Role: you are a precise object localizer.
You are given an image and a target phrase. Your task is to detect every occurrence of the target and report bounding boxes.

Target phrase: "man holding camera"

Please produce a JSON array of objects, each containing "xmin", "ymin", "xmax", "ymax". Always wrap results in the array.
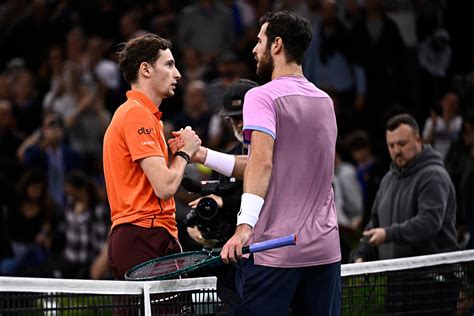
[{"xmin": 185, "ymin": 79, "xmax": 259, "ymax": 248}]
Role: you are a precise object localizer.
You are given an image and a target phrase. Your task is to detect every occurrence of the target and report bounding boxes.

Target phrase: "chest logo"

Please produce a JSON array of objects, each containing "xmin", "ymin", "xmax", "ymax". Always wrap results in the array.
[{"xmin": 138, "ymin": 127, "xmax": 153, "ymax": 135}]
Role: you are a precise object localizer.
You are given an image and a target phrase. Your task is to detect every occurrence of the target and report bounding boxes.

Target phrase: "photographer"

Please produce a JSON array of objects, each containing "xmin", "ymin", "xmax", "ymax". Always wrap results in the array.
[{"xmin": 184, "ymin": 79, "xmax": 259, "ymax": 248}]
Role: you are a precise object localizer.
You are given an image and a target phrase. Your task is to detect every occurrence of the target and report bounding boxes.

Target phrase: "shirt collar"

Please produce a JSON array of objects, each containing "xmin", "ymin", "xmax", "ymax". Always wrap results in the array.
[{"xmin": 126, "ymin": 90, "xmax": 162, "ymax": 120}]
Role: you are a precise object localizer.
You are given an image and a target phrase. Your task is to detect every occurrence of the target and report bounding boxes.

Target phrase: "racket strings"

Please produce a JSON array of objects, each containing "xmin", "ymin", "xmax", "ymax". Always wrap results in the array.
[{"xmin": 128, "ymin": 253, "xmax": 211, "ymax": 278}]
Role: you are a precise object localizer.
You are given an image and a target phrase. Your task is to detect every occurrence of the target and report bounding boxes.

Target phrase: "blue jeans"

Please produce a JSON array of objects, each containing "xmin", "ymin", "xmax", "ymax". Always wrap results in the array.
[{"xmin": 231, "ymin": 255, "xmax": 341, "ymax": 316}]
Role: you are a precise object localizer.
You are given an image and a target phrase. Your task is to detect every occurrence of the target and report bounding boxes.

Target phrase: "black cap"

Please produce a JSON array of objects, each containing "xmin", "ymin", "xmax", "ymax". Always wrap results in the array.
[{"xmin": 220, "ymin": 79, "xmax": 259, "ymax": 117}]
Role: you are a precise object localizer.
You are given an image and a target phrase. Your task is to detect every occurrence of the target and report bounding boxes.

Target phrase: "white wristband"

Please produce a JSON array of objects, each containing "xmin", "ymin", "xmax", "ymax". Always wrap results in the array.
[
  {"xmin": 237, "ymin": 193, "xmax": 264, "ymax": 228},
  {"xmin": 203, "ymin": 149, "xmax": 235, "ymax": 177}
]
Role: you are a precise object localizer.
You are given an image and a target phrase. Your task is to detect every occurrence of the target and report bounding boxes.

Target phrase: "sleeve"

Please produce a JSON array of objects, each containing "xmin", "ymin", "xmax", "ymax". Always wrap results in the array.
[
  {"xmin": 384, "ymin": 172, "xmax": 450, "ymax": 243},
  {"xmin": 332, "ymin": 177, "xmax": 349, "ymax": 226},
  {"xmin": 422, "ymin": 118, "xmax": 432, "ymax": 140},
  {"xmin": 242, "ymin": 88, "xmax": 277, "ymax": 145},
  {"xmin": 340, "ymin": 167, "xmax": 364, "ymax": 219},
  {"xmin": 122, "ymin": 107, "xmax": 164, "ymax": 162}
]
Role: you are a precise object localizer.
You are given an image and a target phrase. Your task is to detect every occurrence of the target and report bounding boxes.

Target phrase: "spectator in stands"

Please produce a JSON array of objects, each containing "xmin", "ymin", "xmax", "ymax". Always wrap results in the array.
[
  {"xmin": 345, "ymin": 130, "xmax": 387, "ymax": 227},
  {"xmin": 418, "ymin": 27, "xmax": 452, "ymax": 120},
  {"xmin": 178, "ymin": 48, "xmax": 210, "ymax": 87},
  {"xmin": 0, "ymin": 169, "xmax": 55, "ymax": 276},
  {"xmin": 353, "ymin": 114, "xmax": 459, "ymax": 262},
  {"xmin": 349, "ymin": 0, "xmax": 406, "ymax": 140},
  {"xmin": 303, "ymin": 0, "xmax": 366, "ymax": 136},
  {"xmin": 445, "ymin": 109, "xmax": 474, "ymax": 249},
  {"xmin": 51, "ymin": 170, "xmax": 109, "ymax": 279},
  {"xmin": 65, "ymin": 26, "xmax": 87, "ymax": 69},
  {"xmin": 0, "ymin": 100, "xmax": 25, "ymax": 182},
  {"xmin": 64, "ymin": 78, "xmax": 111, "ymax": 175},
  {"xmin": 17, "ymin": 113, "xmax": 82, "ymax": 208},
  {"xmin": 42, "ymin": 62, "xmax": 80, "ymax": 120},
  {"xmin": 333, "ymin": 140, "xmax": 363, "ymax": 263},
  {"xmin": 119, "ymin": 10, "xmax": 147, "ymax": 41},
  {"xmin": 166, "ymin": 80, "xmax": 212, "ymax": 147},
  {"xmin": 177, "ymin": 0, "xmax": 235, "ymax": 64},
  {"xmin": 10, "ymin": 68, "xmax": 42, "ymax": 135},
  {"xmin": 0, "ymin": 73, "xmax": 11, "ymax": 100},
  {"xmin": 82, "ymin": 35, "xmax": 121, "ymax": 95},
  {"xmin": 206, "ymin": 53, "xmax": 242, "ymax": 150},
  {"xmin": 422, "ymin": 91, "xmax": 462, "ymax": 159},
  {"xmin": 37, "ymin": 45, "xmax": 66, "ymax": 99}
]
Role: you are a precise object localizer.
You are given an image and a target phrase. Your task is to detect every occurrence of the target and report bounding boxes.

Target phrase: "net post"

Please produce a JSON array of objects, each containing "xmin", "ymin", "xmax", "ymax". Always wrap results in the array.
[{"xmin": 143, "ymin": 282, "xmax": 152, "ymax": 316}]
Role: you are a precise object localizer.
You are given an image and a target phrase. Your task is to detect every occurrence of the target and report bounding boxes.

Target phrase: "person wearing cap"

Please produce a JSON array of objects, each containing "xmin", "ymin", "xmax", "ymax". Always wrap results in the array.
[
  {"xmin": 170, "ymin": 11, "xmax": 340, "ymax": 315},
  {"xmin": 185, "ymin": 79, "xmax": 259, "ymax": 247}
]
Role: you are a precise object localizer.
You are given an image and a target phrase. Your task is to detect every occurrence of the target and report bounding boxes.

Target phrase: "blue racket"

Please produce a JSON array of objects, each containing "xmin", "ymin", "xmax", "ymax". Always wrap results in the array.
[{"xmin": 125, "ymin": 233, "xmax": 297, "ymax": 281}]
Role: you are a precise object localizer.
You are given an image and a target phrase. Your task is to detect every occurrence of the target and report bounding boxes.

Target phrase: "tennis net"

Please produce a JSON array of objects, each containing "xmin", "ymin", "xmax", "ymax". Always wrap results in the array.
[{"xmin": 1, "ymin": 250, "xmax": 474, "ymax": 315}]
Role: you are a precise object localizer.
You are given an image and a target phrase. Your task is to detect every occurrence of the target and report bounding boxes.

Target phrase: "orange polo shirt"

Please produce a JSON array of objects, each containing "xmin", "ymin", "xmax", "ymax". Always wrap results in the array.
[{"xmin": 103, "ymin": 90, "xmax": 177, "ymax": 238}]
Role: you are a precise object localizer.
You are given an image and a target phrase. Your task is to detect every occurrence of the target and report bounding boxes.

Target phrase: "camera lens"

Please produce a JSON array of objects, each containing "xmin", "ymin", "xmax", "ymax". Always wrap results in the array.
[{"xmin": 196, "ymin": 197, "xmax": 219, "ymax": 220}]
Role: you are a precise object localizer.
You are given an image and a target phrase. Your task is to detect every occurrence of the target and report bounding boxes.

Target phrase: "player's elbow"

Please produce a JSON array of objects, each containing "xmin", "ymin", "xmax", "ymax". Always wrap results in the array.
[
  {"xmin": 154, "ymin": 189, "xmax": 174, "ymax": 201},
  {"xmin": 260, "ymin": 160, "xmax": 273, "ymax": 173},
  {"xmin": 151, "ymin": 183, "xmax": 176, "ymax": 200}
]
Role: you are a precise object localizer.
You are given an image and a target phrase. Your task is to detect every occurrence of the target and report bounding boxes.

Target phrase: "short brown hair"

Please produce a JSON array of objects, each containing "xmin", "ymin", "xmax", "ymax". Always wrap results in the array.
[
  {"xmin": 386, "ymin": 113, "xmax": 420, "ymax": 135},
  {"xmin": 118, "ymin": 34, "xmax": 172, "ymax": 85}
]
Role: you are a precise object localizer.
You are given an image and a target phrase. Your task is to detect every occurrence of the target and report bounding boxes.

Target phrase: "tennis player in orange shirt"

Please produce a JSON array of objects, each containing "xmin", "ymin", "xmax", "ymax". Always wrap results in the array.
[{"xmin": 103, "ymin": 34, "xmax": 201, "ymax": 279}]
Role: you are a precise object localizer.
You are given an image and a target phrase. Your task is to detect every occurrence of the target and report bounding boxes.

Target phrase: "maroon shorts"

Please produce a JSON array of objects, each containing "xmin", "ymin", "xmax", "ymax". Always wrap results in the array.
[{"xmin": 108, "ymin": 224, "xmax": 181, "ymax": 280}]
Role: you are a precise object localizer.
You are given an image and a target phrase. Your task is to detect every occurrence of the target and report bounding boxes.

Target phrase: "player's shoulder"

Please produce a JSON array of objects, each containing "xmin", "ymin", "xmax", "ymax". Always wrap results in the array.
[
  {"xmin": 252, "ymin": 77, "xmax": 331, "ymax": 100},
  {"xmin": 244, "ymin": 84, "xmax": 271, "ymax": 100},
  {"xmin": 121, "ymin": 100, "xmax": 152, "ymax": 116}
]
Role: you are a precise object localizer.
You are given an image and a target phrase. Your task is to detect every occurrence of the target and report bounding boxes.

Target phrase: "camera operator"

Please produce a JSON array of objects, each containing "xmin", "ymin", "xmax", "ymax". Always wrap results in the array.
[{"xmin": 184, "ymin": 79, "xmax": 259, "ymax": 248}]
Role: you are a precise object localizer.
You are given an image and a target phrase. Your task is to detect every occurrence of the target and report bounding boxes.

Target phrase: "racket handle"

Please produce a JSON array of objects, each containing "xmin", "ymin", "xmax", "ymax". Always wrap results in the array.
[{"xmin": 243, "ymin": 233, "xmax": 297, "ymax": 254}]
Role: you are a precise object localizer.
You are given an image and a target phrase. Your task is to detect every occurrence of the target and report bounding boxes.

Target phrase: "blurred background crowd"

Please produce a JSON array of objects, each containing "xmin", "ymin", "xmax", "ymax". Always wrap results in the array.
[{"xmin": 1, "ymin": 0, "xmax": 474, "ymax": 279}]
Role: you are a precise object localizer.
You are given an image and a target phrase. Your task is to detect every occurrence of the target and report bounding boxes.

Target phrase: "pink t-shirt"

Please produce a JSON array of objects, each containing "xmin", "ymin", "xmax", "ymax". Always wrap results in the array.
[{"xmin": 243, "ymin": 75, "xmax": 341, "ymax": 267}]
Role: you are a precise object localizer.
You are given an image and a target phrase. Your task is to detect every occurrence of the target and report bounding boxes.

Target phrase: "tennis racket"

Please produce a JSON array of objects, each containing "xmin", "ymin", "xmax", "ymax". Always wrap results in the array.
[{"xmin": 125, "ymin": 233, "xmax": 297, "ymax": 281}]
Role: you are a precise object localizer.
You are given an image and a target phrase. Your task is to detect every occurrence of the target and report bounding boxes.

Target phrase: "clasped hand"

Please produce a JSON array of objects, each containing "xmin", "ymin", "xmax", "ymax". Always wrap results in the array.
[{"xmin": 167, "ymin": 126, "xmax": 202, "ymax": 158}]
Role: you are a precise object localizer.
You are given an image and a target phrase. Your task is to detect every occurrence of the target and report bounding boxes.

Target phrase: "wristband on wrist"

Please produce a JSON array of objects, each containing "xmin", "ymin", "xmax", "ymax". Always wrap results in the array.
[
  {"xmin": 203, "ymin": 149, "xmax": 235, "ymax": 177},
  {"xmin": 236, "ymin": 193, "xmax": 264, "ymax": 228},
  {"xmin": 175, "ymin": 151, "xmax": 191, "ymax": 164}
]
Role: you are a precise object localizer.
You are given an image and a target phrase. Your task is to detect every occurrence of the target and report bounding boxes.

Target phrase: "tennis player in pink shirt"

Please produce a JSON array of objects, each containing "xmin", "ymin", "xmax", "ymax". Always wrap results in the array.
[{"xmin": 170, "ymin": 10, "xmax": 341, "ymax": 316}]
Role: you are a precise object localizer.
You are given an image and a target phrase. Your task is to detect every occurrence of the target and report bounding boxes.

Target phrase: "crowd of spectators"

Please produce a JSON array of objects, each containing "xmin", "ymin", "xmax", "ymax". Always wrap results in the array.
[{"xmin": 1, "ymin": 0, "xmax": 474, "ymax": 277}]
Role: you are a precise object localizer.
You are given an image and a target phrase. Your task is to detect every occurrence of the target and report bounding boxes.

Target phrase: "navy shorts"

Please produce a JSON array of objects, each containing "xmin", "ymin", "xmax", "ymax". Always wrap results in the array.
[{"xmin": 231, "ymin": 255, "xmax": 341, "ymax": 316}]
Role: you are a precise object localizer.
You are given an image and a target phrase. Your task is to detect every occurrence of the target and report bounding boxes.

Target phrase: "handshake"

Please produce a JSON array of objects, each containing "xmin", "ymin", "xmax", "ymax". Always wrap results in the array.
[{"xmin": 167, "ymin": 126, "xmax": 206, "ymax": 163}]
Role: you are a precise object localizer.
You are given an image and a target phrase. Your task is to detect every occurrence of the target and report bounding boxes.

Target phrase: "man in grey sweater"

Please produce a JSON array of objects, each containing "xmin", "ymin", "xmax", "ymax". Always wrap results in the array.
[{"xmin": 354, "ymin": 113, "xmax": 459, "ymax": 262}]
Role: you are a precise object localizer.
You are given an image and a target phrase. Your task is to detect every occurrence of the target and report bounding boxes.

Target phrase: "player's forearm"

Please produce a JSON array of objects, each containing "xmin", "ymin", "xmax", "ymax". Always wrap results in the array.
[
  {"xmin": 243, "ymin": 156, "xmax": 272, "ymax": 198},
  {"xmin": 159, "ymin": 156, "xmax": 189, "ymax": 199},
  {"xmin": 197, "ymin": 147, "xmax": 247, "ymax": 179},
  {"xmin": 232, "ymin": 156, "xmax": 247, "ymax": 179},
  {"xmin": 141, "ymin": 155, "xmax": 188, "ymax": 200}
]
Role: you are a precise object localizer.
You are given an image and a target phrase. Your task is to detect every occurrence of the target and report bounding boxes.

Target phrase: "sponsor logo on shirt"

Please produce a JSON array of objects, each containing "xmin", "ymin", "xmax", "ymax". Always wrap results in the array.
[
  {"xmin": 138, "ymin": 127, "xmax": 153, "ymax": 135},
  {"xmin": 141, "ymin": 141, "xmax": 155, "ymax": 145}
]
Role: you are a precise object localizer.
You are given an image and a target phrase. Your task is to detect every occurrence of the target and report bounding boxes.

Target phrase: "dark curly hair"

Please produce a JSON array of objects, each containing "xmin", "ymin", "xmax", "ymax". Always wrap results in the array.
[
  {"xmin": 259, "ymin": 11, "xmax": 312, "ymax": 65},
  {"xmin": 118, "ymin": 33, "xmax": 172, "ymax": 85}
]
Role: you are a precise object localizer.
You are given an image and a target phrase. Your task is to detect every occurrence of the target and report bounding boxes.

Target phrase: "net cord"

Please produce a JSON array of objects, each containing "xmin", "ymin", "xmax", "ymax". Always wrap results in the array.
[
  {"xmin": 0, "ymin": 276, "xmax": 217, "ymax": 294},
  {"xmin": 2, "ymin": 250, "xmax": 474, "ymax": 293},
  {"xmin": 342, "ymin": 249, "xmax": 474, "ymax": 276}
]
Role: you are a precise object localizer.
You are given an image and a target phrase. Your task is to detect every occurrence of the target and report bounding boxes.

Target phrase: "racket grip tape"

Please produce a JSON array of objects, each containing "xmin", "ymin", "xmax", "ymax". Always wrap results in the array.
[{"xmin": 243, "ymin": 233, "xmax": 297, "ymax": 254}]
